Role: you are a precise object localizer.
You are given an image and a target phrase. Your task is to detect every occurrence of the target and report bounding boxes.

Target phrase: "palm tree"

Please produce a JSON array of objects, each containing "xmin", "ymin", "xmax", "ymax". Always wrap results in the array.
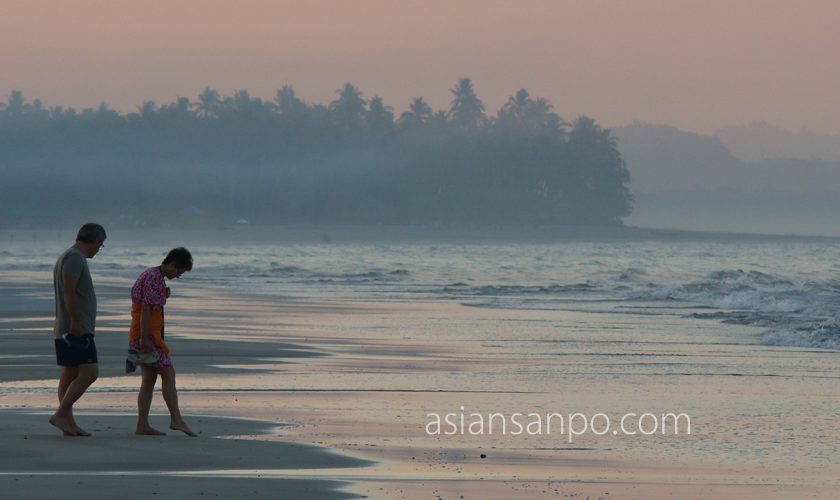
[
  {"xmin": 329, "ymin": 83, "xmax": 366, "ymax": 133},
  {"xmin": 398, "ymin": 97, "xmax": 433, "ymax": 129},
  {"xmin": 497, "ymin": 89, "xmax": 566, "ymax": 134},
  {"xmin": 366, "ymin": 96, "xmax": 394, "ymax": 135},
  {"xmin": 220, "ymin": 90, "xmax": 272, "ymax": 121},
  {"xmin": 78, "ymin": 103, "xmax": 121, "ymax": 129},
  {"xmin": 194, "ymin": 87, "xmax": 221, "ymax": 119},
  {"xmin": 566, "ymin": 115, "xmax": 633, "ymax": 219},
  {"xmin": 529, "ymin": 97, "xmax": 565, "ymax": 133},
  {"xmin": 3, "ymin": 90, "xmax": 29, "ymax": 116},
  {"xmin": 448, "ymin": 78, "xmax": 487, "ymax": 131},
  {"xmin": 138, "ymin": 100, "xmax": 158, "ymax": 120},
  {"xmin": 498, "ymin": 89, "xmax": 534, "ymax": 125},
  {"xmin": 274, "ymin": 85, "xmax": 307, "ymax": 117},
  {"xmin": 49, "ymin": 106, "xmax": 77, "ymax": 121},
  {"xmin": 160, "ymin": 97, "xmax": 194, "ymax": 123}
]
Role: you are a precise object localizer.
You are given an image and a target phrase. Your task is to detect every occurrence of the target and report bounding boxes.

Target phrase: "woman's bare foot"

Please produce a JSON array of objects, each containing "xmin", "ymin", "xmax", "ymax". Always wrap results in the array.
[
  {"xmin": 50, "ymin": 414, "xmax": 80, "ymax": 436},
  {"xmin": 135, "ymin": 425, "xmax": 166, "ymax": 436},
  {"xmin": 170, "ymin": 421, "xmax": 197, "ymax": 437}
]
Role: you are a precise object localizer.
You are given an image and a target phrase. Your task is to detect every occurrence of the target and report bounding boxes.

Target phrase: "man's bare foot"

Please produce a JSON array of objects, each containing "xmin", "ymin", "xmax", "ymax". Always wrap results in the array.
[
  {"xmin": 50, "ymin": 414, "xmax": 79, "ymax": 436},
  {"xmin": 71, "ymin": 424, "xmax": 92, "ymax": 437},
  {"xmin": 63, "ymin": 410, "xmax": 75, "ymax": 436},
  {"xmin": 135, "ymin": 425, "xmax": 166, "ymax": 436},
  {"xmin": 170, "ymin": 422, "xmax": 197, "ymax": 437}
]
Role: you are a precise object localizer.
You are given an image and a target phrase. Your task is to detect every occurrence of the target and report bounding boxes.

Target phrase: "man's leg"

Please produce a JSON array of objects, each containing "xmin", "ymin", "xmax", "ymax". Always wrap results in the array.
[
  {"xmin": 56, "ymin": 366, "xmax": 79, "ymax": 436},
  {"xmin": 159, "ymin": 366, "xmax": 197, "ymax": 437},
  {"xmin": 57, "ymin": 366, "xmax": 78, "ymax": 402},
  {"xmin": 136, "ymin": 365, "xmax": 165, "ymax": 435},
  {"xmin": 50, "ymin": 363, "xmax": 98, "ymax": 436}
]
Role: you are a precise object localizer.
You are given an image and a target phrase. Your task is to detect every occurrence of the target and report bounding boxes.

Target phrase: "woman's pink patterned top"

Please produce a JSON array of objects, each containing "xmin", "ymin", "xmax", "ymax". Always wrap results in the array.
[{"xmin": 131, "ymin": 267, "xmax": 167, "ymax": 309}]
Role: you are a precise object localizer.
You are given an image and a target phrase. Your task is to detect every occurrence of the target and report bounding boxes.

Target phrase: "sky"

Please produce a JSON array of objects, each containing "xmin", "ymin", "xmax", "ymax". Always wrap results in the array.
[{"xmin": 2, "ymin": 0, "xmax": 839, "ymax": 136}]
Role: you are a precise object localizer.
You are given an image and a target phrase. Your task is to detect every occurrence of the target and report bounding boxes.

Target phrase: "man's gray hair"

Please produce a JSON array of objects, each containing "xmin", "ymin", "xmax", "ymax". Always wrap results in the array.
[{"xmin": 76, "ymin": 223, "xmax": 107, "ymax": 244}]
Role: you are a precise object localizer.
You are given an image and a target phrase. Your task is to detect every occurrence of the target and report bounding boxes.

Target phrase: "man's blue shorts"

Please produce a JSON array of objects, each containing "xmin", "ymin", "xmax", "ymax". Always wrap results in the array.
[{"xmin": 54, "ymin": 334, "xmax": 98, "ymax": 366}]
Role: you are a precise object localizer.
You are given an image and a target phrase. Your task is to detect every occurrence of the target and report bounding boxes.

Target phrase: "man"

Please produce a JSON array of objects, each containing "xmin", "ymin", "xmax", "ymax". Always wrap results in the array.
[{"xmin": 50, "ymin": 223, "xmax": 106, "ymax": 436}]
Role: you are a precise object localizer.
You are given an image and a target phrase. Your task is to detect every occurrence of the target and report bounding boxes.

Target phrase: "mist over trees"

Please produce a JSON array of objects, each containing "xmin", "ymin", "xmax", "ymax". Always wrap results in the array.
[
  {"xmin": 0, "ymin": 80, "xmax": 633, "ymax": 227},
  {"xmin": 613, "ymin": 122, "xmax": 840, "ymax": 235},
  {"xmin": 716, "ymin": 123, "xmax": 840, "ymax": 163}
]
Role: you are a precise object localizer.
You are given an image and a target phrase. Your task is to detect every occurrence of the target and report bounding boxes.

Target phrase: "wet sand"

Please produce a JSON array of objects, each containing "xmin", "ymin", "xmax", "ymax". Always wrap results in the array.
[{"xmin": 1, "ymin": 270, "xmax": 839, "ymax": 499}]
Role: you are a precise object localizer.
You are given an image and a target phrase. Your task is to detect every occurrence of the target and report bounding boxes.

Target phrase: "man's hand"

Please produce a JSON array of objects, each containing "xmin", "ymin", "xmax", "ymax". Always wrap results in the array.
[{"xmin": 68, "ymin": 322, "xmax": 83, "ymax": 337}]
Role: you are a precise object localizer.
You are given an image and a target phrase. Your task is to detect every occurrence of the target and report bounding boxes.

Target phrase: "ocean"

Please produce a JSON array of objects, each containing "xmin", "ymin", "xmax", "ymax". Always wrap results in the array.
[{"xmin": 5, "ymin": 228, "xmax": 839, "ymax": 350}]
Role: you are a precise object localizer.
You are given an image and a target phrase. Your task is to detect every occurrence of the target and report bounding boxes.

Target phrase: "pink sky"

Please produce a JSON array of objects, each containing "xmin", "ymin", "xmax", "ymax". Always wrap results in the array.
[{"xmin": 2, "ymin": 0, "xmax": 838, "ymax": 135}]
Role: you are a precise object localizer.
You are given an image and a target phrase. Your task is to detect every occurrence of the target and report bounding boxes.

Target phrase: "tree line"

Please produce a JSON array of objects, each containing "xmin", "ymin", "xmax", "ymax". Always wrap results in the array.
[{"xmin": 0, "ymin": 79, "xmax": 632, "ymax": 227}]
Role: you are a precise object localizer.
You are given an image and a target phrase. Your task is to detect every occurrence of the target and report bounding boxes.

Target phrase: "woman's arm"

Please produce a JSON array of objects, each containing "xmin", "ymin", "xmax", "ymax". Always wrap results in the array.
[{"xmin": 139, "ymin": 303, "xmax": 152, "ymax": 349}]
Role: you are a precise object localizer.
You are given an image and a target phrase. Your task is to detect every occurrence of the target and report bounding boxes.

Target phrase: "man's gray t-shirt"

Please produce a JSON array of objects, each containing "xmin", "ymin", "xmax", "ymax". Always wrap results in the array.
[{"xmin": 53, "ymin": 247, "xmax": 97, "ymax": 338}]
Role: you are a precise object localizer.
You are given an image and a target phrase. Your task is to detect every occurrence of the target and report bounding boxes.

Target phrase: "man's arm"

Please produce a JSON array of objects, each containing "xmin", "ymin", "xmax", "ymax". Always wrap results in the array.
[{"xmin": 62, "ymin": 274, "xmax": 81, "ymax": 336}]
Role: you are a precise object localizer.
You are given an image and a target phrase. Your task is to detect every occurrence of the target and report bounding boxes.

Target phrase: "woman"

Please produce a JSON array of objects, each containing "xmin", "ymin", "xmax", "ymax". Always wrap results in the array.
[{"xmin": 129, "ymin": 247, "xmax": 197, "ymax": 437}]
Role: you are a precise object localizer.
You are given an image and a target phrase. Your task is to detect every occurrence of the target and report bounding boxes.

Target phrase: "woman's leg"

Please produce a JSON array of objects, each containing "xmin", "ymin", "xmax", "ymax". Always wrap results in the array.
[
  {"xmin": 135, "ymin": 365, "xmax": 165, "ymax": 435},
  {"xmin": 158, "ymin": 365, "xmax": 197, "ymax": 437}
]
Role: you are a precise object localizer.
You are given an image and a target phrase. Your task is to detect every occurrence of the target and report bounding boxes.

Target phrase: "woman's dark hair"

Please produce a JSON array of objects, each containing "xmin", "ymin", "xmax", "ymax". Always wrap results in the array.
[
  {"xmin": 76, "ymin": 223, "xmax": 106, "ymax": 244},
  {"xmin": 162, "ymin": 247, "xmax": 193, "ymax": 271}
]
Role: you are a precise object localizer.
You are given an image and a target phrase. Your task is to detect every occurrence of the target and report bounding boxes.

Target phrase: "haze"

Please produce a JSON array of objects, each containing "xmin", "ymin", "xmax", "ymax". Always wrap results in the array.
[{"xmin": 2, "ymin": 0, "xmax": 839, "ymax": 136}]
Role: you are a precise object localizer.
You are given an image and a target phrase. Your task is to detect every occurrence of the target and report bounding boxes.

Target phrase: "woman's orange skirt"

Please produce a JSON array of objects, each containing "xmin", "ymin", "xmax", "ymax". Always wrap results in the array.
[{"xmin": 129, "ymin": 303, "xmax": 170, "ymax": 355}]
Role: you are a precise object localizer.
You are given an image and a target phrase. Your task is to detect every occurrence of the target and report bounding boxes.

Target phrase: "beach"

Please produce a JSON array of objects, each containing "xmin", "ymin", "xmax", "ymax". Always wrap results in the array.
[{"xmin": 1, "ymin": 228, "xmax": 839, "ymax": 499}]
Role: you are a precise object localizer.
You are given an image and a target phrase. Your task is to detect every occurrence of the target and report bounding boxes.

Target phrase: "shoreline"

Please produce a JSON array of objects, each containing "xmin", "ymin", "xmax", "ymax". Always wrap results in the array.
[{"xmin": 3, "ymin": 223, "xmax": 839, "ymax": 246}]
